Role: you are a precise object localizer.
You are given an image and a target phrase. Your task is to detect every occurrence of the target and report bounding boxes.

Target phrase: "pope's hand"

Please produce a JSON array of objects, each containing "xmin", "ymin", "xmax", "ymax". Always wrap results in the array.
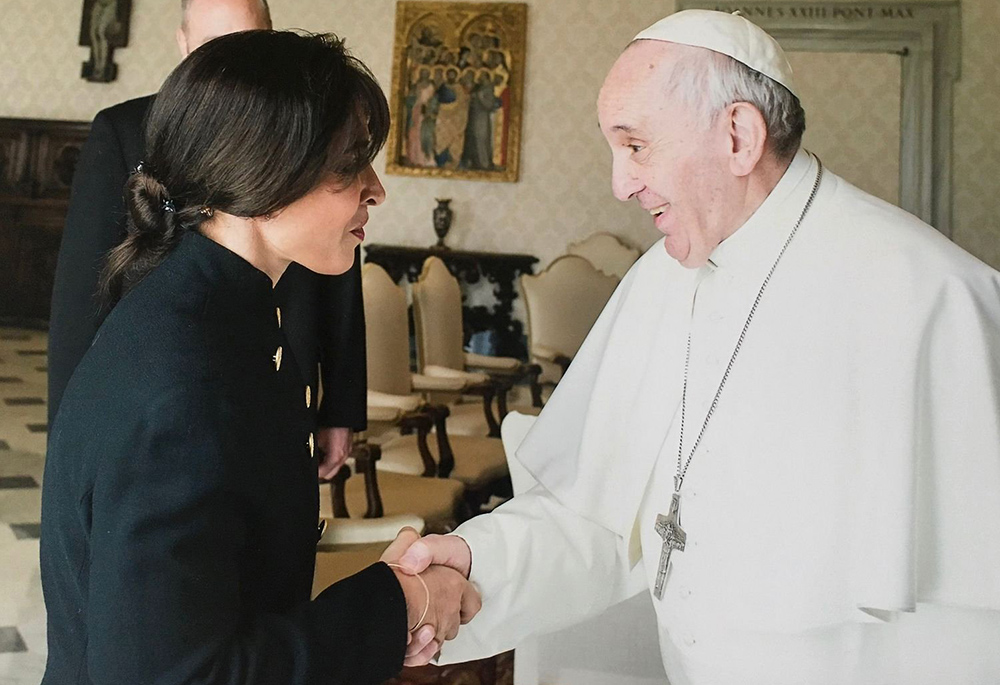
[
  {"xmin": 316, "ymin": 427, "xmax": 352, "ymax": 479},
  {"xmin": 397, "ymin": 533, "xmax": 473, "ymax": 579},
  {"xmin": 381, "ymin": 529, "xmax": 481, "ymax": 666}
]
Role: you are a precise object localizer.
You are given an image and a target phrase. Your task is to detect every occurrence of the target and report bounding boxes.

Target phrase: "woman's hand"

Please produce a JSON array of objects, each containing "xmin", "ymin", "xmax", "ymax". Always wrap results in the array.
[{"xmin": 382, "ymin": 528, "xmax": 482, "ymax": 665}]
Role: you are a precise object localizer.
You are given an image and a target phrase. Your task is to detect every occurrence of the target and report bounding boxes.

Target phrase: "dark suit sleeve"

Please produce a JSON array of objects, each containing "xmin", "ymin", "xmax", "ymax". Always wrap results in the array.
[
  {"xmin": 316, "ymin": 247, "xmax": 368, "ymax": 431},
  {"xmin": 47, "ymin": 109, "xmax": 132, "ymax": 426},
  {"xmin": 86, "ymin": 383, "xmax": 407, "ymax": 685}
]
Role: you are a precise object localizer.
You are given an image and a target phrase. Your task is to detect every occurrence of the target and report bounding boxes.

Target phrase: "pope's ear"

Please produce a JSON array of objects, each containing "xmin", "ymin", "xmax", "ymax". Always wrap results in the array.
[{"xmin": 725, "ymin": 102, "xmax": 768, "ymax": 177}]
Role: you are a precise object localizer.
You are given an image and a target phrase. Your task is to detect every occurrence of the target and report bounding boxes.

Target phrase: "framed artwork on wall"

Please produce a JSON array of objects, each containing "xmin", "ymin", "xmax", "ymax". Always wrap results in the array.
[
  {"xmin": 79, "ymin": 0, "xmax": 133, "ymax": 83},
  {"xmin": 385, "ymin": 1, "xmax": 527, "ymax": 183}
]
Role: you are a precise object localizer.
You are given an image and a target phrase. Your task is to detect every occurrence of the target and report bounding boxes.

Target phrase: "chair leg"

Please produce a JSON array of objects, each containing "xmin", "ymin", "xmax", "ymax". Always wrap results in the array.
[
  {"xmin": 496, "ymin": 381, "xmax": 509, "ymax": 423},
  {"xmin": 526, "ymin": 363, "xmax": 545, "ymax": 408},
  {"xmin": 354, "ymin": 443, "xmax": 385, "ymax": 519},
  {"xmin": 328, "ymin": 465, "xmax": 351, "ymax": 519},
  {"xmin": 480, "ymin": 384, "xmax": 501, "ymax": 437},
  {"xmin": 427, "ymin": 405, "xmax": 456, "ymax": 479}
]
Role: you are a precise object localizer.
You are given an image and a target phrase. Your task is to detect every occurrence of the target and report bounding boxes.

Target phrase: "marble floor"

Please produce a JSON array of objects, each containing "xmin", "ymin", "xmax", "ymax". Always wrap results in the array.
[{"xmin": 0, "ymin": 327, "xmax": 49, "ymax": 685}]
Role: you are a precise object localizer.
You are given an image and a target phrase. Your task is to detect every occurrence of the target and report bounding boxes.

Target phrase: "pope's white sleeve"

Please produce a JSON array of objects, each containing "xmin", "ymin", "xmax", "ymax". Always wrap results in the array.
[{"xmin": 436, "ymin": 484, "xmax": 642, "ymax": 664}]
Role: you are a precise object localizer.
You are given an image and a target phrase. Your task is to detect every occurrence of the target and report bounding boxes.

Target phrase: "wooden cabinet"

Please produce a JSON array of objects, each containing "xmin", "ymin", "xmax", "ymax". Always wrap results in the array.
[{"xmin": 0, "ymin": 118, "xmax": 89, "ymax": 326}]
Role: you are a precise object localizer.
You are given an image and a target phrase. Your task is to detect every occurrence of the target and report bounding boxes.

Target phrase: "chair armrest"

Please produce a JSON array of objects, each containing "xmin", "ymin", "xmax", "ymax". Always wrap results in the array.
[
  {"xmin": 411, "ymin": 373, "xmax": 467, "ymax": 392},
  {"xmin": 532, "ymin": 345, "xmax": 572, "ymax": 378},
  {"xmin": 464, "ymin": 351, "xmax": 521, "ymax": 372},
  {"xmin": 368, "ymin": 390, "xmax": 424, "ymax": 412},
  {"xmin": 367, "ymin": 405, "xmax": 404, "ymax": 424},
  {"xmin": 531, "ymin": 344, "xmax": 564, "ymax": 362},
  {"xmin": 423, "ymin": 364, "xmax": 491, "ymax": 385}
]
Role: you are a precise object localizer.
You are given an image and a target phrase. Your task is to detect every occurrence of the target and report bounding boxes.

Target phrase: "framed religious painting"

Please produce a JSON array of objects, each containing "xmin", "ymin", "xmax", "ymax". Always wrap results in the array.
[{"xmin": 386, "ymin": 1, "xmax": 527, "ymax": 183}]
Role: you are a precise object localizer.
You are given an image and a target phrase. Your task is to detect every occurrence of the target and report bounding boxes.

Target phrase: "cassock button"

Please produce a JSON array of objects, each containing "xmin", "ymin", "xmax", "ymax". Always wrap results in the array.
[
  {"xmin": 273, "ymin": 346, "xmax": 283, "ymax": 371},
  {"xmin": 308, "ymin": 433, "xmax": 315, "ymax": 458},
  {"xmin": 680, "ymin": 587, "xmax": 692, "ymax": 599},
  {"xmin": 276, "ymin": 307, "xmax": 282, "ymax": 328},
  {"xmin": 684, "ymin": 634, "xmax": 696, "ymax": 647},
  {"xmin": 305, "ymin": 385, "xmax": 312, "ymax": 409}
]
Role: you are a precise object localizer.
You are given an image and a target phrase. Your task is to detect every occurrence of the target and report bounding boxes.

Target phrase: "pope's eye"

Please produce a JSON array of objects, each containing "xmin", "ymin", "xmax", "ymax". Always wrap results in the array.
[{"xmin": 628, "ymin": 144, "xmax": 644, "ymax": 154}]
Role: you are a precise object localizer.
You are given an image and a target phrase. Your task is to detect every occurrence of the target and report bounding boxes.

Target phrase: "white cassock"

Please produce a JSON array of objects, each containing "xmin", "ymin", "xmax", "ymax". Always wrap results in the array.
[{"xmin": 438, "ymin": 150, "xmax": 1000, "ymax": 684}]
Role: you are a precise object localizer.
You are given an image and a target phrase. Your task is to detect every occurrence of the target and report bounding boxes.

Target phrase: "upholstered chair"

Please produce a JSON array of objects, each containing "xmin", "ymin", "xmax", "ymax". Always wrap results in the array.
[
  {"xmin": 567, "ymin": 232, "xmax": 640, "ymax": 279},
  {"xmin": 312, "ymin": 443, "xmax": 428, "ymax": 595},
  {"xmin": 520, "ymin": 255, "xmax": 619, "ymax": 386},
  {"xmin": 411, "ymin": 256, "xmax": 542, "ymax": 435},
  {"xmin": 362, "ymin": 263, "xmax": 511, "ymax": 512}
]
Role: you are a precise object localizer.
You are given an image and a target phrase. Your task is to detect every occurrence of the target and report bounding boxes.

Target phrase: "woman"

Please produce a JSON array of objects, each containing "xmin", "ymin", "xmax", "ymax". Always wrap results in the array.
[{"xmin": 40, "ymin": 31, "xmax": 475, "ymax": 685}]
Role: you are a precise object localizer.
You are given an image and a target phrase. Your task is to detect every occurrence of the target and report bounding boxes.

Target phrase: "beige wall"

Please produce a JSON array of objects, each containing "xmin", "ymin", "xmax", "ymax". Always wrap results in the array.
[
  {"xmin": 1, "ymin": 0, "xmax": 997, "ymax": 270},
  {"xmin": 787, "ymin": 51, "xmax": 902, "ymax": 207}
]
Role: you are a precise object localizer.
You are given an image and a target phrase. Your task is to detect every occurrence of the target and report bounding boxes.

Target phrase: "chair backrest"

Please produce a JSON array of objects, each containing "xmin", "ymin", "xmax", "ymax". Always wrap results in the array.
[
  {"xmin": 411, "ymin": 256, "xmax": 466, "ymax": 372},
  {"xmin": 361, "ymin": 263, "xmax": 412, "ymax": 396},
  {"xmin": 567, "ymin": 232, "xmax": 640, "ymax": 279},
  {"xmin": 520, "ymin": 255, "xmax": 618, "ymax": 361}
]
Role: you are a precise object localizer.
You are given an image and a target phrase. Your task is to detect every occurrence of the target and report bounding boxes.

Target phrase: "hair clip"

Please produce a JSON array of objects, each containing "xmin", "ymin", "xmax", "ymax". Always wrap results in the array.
[
  {"xmin": 200, "ymin": 206, "xmax": 214, "ymax": 218},
  {"xmin": 162, "ymin": 199, "xmax": 176, "ymax": 213},
  {"xmin": 133, "ymin": 161, "xmax": 145, "ymax": 174}
]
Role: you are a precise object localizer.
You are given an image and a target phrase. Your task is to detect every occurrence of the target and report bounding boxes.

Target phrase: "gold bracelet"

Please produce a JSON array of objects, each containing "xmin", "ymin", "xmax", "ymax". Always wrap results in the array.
[{"xmin": 386, "ymin": 563, "xmax": 430, "ymax": 632}]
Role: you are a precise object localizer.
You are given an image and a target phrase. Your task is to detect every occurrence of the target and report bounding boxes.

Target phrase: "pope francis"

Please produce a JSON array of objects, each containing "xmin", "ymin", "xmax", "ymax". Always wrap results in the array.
[{"xmin": 387, "ymin": 10, "xmax": 1000, "ymax": 684}]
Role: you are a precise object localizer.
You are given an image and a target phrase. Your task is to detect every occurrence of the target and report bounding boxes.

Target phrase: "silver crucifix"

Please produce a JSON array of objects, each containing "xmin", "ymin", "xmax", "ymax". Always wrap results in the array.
[{"xmin": 653, "ymin": 492, "xmax": 686, "ymax": 599}]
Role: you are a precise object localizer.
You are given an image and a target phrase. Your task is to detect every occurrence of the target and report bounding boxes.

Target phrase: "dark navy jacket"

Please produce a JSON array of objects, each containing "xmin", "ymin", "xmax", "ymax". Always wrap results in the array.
[{"xmin": 41, "ymin": 232, "xmax": 404, "ymax": 685}]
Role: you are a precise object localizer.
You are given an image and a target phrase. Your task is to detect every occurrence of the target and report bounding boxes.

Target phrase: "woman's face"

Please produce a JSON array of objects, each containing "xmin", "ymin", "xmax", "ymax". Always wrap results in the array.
[{"xmin": 259, "ymin": 164, "xmax": 385, "ymax": 276}]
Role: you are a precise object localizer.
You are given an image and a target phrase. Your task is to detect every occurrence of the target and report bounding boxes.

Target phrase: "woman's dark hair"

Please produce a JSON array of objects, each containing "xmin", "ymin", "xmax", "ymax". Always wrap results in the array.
[{"xmin": 100, "ymin": 30, "xmax": 390, "ymax": 304}]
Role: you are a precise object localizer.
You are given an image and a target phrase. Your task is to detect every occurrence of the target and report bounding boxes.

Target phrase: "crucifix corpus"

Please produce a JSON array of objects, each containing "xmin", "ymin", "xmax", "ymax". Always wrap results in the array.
[{"xmin": 79, "ymin": 0, "xmax": 133, "ymax": 83}]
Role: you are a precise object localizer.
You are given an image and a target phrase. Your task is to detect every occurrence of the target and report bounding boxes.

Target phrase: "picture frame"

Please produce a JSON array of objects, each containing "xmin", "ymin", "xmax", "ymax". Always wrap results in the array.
[
  {"xmin": 385, "ymin": 1, "xmax": 527, "ymax": 183},
  {"xmin": 79, "ymin": 0, "xmax": 133, "ymax": 83}
]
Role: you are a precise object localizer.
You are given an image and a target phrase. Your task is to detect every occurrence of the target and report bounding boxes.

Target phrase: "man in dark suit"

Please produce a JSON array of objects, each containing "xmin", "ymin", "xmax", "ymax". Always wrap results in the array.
[{"xmin": 48, "ymin": 0, "xmax": 365, "ymax": 477}]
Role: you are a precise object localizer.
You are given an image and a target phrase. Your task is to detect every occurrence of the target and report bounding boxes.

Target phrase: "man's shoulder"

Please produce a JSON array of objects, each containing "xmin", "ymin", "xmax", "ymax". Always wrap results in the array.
[
  {"xmin": 84, "ymin": 94, "xmax": 155, "ymax": 172},
  {"xmin": 825, "ymin": 173, "xmax": 994, "ymax": 278},
  {"xmin": 95, "ymin": 94, "xmax": 155, "ymax": 128}
]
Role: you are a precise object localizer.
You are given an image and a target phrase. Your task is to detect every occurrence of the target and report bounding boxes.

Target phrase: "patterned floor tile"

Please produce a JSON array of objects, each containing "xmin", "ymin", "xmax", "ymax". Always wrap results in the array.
[
  {"xmin": 0, "ymin": 627, "xmax": 27, "ymax": 654},
  {"xmin": 14, "ymin": 351, "xmax": 45, "ymax": 357},
  {"xmin": 23, "ymin": 425, "xmax": 46, "ymax": 435},
  {"xmin": 0, "ymin": 442, "xmax": 8, "ymax": 451},
  {"xmin": 2, "ymin": 399, "xmax": 44, "ymax": 407},
  {"xmin": 0, "ymin": 378, "xmax": 23, "ymax": 384}
]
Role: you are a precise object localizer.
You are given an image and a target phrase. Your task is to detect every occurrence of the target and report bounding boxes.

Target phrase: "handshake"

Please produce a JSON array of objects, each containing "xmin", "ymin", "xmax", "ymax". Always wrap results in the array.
[{"xmin": 380, "ymin": 528, "xmax": 481, "ymax": 666}]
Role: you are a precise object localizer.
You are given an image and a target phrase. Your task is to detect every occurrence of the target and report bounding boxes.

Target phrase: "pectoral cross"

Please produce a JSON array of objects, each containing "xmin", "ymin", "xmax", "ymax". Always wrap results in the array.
[{"xmin": 653, "ymin": 492, "xmax": 686, "ymax": 599}]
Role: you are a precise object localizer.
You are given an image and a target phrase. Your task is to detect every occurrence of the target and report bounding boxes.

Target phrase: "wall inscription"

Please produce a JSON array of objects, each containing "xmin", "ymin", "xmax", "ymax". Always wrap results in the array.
[{"xmin": 708, "ymin": 5, "xmax": 921, "ymax": 20}]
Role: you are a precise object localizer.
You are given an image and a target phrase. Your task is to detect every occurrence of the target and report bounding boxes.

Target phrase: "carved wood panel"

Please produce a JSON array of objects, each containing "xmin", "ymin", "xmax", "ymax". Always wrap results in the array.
[{"xmin": 0, "ymin": 117, "xmax": 90, "ymax": 325}]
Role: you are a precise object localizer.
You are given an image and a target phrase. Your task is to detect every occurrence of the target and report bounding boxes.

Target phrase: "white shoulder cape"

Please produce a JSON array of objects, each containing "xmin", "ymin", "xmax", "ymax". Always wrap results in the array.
[{"xmin": 516, "ymin": 152, "xmax": 1000, "ymax": 617}]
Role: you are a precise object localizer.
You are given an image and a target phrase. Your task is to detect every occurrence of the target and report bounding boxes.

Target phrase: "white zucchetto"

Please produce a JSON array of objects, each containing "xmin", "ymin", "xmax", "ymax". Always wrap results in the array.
[{"xmin": 634, "ymin": 9, "xmax": 799, "ymax": 98}]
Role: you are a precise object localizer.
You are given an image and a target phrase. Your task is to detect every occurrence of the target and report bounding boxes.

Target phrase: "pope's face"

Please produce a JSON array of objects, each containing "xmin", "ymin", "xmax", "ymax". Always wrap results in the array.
[{"xmin": 598, "ymin": 41, "xmax": 739, "ymax": 268}]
